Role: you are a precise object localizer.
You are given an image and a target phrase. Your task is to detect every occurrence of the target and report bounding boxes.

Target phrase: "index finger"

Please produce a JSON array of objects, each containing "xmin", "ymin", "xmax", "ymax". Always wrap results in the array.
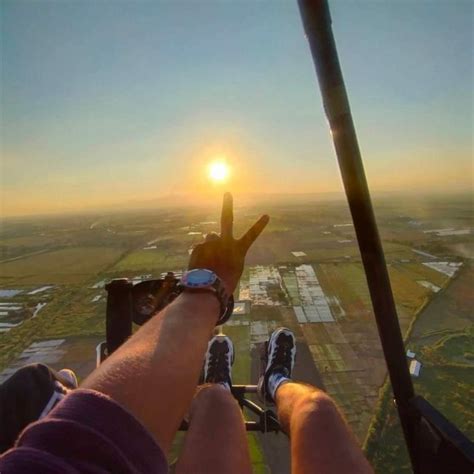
[
  {"xmin": 239, "ymin": 214, "xmax": 269, "ymax": 253},
  {"xmin": 220, "ymin": 192, "xmax": 233, "ymax": 240}
]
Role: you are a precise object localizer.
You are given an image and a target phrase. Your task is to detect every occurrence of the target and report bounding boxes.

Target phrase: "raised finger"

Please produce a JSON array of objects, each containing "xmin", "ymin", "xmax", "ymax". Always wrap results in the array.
[
  {"xmin": 220, "ymin": 192, "xmax": 233, "ymax": 240},
  {"xmin": 239, "ymin": 214, "xmax": 269, "ymax": 252}
]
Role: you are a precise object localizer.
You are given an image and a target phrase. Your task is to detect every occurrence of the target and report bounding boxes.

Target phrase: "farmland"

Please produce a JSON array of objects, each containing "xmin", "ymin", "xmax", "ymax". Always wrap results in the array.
[
  {"xmin": 113, "ymin": 247, "xmax": 188, "ymax": 274},
  {"xmin": 0, "ymin": 194, "xmax": 472, "ymax": 472},
  {"xmin": 0, "ymin": 247, "xmax": 124, "ymax": 285},
  {"xmin": 366, "ymin": 264, "xmax": 474, "ymax": 473}
]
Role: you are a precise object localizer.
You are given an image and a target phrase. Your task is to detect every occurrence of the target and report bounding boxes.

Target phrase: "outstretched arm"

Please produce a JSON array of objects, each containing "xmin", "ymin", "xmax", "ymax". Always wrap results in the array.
[{"xmin": 82, "ymin": 193, "xmax": 269, "ymax": 455}]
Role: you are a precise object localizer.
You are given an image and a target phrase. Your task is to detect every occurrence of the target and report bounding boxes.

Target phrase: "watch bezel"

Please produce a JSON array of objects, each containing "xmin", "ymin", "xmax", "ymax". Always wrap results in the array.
[{"xmin": 181, "ymin": 269, "xmax": 217, "ymax": 288}]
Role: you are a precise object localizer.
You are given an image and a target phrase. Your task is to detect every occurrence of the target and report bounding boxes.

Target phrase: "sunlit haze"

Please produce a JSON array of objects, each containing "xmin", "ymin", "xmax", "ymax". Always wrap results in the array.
[{"xmin": 1, "ymin": 0, "xmax": 472, "ymax": 217}]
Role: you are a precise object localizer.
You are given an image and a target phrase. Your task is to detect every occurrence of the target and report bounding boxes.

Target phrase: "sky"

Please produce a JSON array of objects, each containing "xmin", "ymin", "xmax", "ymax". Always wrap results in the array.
[{"xmin": 1, "ymin": 0, "xmax": 472, "ymax": 216}]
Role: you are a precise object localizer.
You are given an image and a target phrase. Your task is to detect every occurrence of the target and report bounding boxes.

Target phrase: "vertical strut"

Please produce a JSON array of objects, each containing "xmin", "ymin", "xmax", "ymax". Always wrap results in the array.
[{"xmin": 296, "ymin": 1, "xmax": 419, "ymax": 471}]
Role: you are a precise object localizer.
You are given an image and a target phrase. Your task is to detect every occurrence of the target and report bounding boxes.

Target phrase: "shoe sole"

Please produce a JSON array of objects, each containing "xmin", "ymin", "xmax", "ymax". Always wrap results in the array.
[
  {"xmin": 211, "ymin": 335, "xmax": 234, "ymax": 365},
  {"xmin": 203, "ymin": 335, "xmax": 234, "ymax": 384},
  {"xmin": 258, "ymin": 328, "xmax": 296, "ymax": 403}
]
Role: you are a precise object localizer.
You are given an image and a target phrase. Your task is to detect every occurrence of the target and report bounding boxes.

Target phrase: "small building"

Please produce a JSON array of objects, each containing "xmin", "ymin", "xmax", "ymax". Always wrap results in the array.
[
  {"xmin": 291, "ymin": 251, "xmax": 307, "ymax": 257},
  {"xmin": 409, "ymin": 360, "xmax": 422, "ymax": 377},
  {"xmin": 406, "ymin": 349, "xmax": 416, "ymax": 359},
  {"xmin": 232, "ymin": 301, "xmax": 249, "ymax": 315}
]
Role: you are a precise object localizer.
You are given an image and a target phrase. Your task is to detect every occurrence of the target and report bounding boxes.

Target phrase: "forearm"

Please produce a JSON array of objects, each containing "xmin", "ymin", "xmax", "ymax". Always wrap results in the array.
[{"xmin": 82, "ymin": 292, "xmax": 219, "ymax": 454}]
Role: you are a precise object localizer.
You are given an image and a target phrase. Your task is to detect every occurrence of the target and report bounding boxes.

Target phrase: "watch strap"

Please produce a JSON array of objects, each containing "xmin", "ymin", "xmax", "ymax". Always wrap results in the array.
[{"xmin": 178, "ymin": 272, "xmax": 234, "ymax": 325}]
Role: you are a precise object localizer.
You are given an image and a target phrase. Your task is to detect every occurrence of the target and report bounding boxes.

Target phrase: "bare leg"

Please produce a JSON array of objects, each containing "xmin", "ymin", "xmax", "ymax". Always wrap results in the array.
[
  {"xmin": 276, "ymin": 382, "xmax": 373, "ymax": 474},
  {"xmin": 176, "ymin": 384, "xmax": 252, "ymax": 474}
]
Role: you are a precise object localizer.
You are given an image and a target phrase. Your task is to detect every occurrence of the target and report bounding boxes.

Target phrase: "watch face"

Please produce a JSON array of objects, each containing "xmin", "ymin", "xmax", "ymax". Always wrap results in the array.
[{"xmin": 183, "ymin": 269, "xmax": 217, "ymax": 287}]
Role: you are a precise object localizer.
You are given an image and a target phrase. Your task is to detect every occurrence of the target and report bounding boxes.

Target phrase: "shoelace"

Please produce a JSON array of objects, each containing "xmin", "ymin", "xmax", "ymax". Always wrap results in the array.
[
  {"xmin": 270, "ymin": 339, "xmax": 292, "ymax": 373},
  {"xmin": 207, "ymin": 347, "xmax": 230, "ymax": 383}
]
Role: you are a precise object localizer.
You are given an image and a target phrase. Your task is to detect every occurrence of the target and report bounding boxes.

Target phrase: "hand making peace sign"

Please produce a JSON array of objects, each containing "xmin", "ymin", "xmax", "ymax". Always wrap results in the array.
[{"xmin": 188, "ymin": 193, "xmax": 269, "ymax": 294}]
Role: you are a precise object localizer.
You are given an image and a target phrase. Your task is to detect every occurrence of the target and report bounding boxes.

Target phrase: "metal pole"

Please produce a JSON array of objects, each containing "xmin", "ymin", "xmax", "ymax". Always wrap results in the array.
[{"xmin": 296, "ymin": 0, "xmax": 419, "ymax": 471}]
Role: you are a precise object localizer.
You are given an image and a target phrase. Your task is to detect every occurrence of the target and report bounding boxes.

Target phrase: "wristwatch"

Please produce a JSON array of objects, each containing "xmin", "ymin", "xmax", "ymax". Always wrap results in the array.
[{"xmin": 178, "ymin": 269, "xmax": 234, "ymax": 325}]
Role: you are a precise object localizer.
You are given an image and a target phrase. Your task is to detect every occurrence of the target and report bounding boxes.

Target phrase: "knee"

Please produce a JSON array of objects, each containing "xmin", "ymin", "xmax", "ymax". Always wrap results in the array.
[
  {"xmin": 193, "ymin": 384, "xmax": 238, "ymax": 411},
  {"xmin": 294, "ymin": 389, "xmax": 338, "ymax": 421}
]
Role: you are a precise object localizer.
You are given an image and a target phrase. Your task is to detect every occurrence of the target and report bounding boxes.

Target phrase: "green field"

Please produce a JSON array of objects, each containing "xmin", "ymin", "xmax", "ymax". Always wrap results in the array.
[
  {"xmin": 367, "ymin": 352, "xmax": 474, "ymax": 473},
  {"xmin": 224, "ymin": 324, "xmax": 252, "ymax": 384},
  {"xmin": 0, "ymin": 288, "xmax": 77, "ymax": 371},
  {"xmin": 393, "ymin": 262, "xmax": 449, "ymax": 288},
  {"xmin": 316, "ymin": 263, "xmax": 372, "ymax": 314},
  {"xmin": 0, "ymin": 235, "xmax": 54, "ymax": 248},
  {"xmin": 367, "ymin": 265, "xmax": 474, "ymax": 473},
  {"xmin": 43, "ymin": 290, "xmax": 107, "ymax": 339},
  {"xmin": 112, "ymin": 248, "xmax": 188, "ymax": 273},
  {"xmin": 0, "ymin": 247, "xmax": 124, "ymax": 284},
  {"xmin": 436, "ymin": 332, "xmax": 474, "ymax": 364}
]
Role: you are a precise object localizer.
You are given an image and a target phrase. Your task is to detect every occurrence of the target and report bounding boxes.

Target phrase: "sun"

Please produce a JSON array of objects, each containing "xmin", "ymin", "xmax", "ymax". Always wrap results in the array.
[{"xmin": 208, "ymin": 161, "xmax": 230, "ymax": 183}]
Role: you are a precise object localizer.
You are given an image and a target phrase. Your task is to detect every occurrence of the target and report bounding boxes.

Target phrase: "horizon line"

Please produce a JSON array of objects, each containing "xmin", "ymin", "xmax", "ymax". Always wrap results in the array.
[{"xmin": 1, "ymin": 189, "xmax": 472, "ymax": 221}]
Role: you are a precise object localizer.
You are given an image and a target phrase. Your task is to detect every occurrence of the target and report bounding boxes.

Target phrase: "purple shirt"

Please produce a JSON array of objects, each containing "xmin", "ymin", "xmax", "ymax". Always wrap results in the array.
[{"xmin": 0, "ymin": 389, "xmax": 168, "ymax": 473}]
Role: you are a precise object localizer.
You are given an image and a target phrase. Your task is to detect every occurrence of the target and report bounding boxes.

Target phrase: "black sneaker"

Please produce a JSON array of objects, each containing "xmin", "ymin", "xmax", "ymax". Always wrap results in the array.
[
  {"xmin": 0, "ymin": 364, "xmax": 77, "ymax": 453},
  {"xmin": 203, "ymin": 335, "xmax": 234, "ymax": 388},
  {"xmin": 258, "ymin": 328, "xmax": 296, "ymax": 404}
]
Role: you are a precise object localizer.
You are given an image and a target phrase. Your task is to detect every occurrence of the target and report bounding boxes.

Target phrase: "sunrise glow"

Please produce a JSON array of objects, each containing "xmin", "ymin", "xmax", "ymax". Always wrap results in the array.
[{"xmin": 208, "ymin": 161, "xmax": 230, "ymax": 183}]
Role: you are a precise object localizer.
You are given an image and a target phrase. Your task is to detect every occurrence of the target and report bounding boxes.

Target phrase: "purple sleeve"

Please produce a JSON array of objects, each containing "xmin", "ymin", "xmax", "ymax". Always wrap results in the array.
[{"xmin": 0, "ymin": 389, "xmax": 168, "ymax": 473}]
